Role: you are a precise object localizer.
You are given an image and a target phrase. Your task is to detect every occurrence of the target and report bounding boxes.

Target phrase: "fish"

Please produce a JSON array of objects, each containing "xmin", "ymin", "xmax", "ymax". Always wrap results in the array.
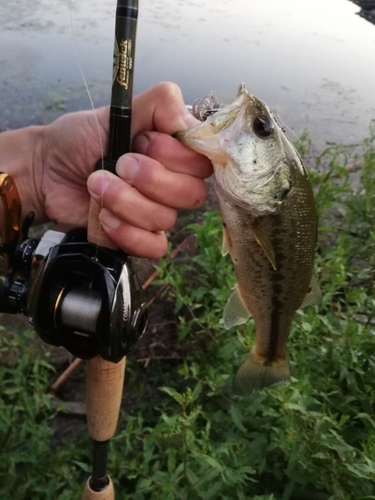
[{"xmin": 176, "ymin": 83, "xmax": 321, "ymax": 395}]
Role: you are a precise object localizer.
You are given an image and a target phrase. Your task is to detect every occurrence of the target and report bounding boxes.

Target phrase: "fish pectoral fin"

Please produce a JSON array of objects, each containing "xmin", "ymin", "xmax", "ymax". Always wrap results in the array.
[
  {"xmin": 222, "ymin": 225, "xmax": 231, "ymax": 257},
  {"xmin": 300, "ymin": 274, "xmax": 322, "ymax": 308},
  {"xmin": 250, "ymin": 219, "xmax": 277, "ymax": 271},
  {"xmin": 223, "ymin": 285, "xmax": 251, "ymax": 329}
]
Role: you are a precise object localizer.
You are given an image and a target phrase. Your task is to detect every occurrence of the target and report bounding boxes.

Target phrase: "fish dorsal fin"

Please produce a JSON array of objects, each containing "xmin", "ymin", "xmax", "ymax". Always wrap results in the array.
[
  {"xmin": 222, "ymin": 224, "xmax": 231, "ymax": 257},
  {"xmin": 250, "ymin": 219, "xmax": 277, "ymax": 271},
  {"xmin": 300, "ymin": 274, "xmax": 322, "ymax": 308},
  {"xmin": 223, "ymin": 284, "xmax": 251, "ymax": 329}
]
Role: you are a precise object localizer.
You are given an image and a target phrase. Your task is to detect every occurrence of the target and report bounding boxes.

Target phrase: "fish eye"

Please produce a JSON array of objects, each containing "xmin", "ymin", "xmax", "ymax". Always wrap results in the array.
[{"xmin": 253, "ymin": 115, "xmax": 273, "ymax": 138}]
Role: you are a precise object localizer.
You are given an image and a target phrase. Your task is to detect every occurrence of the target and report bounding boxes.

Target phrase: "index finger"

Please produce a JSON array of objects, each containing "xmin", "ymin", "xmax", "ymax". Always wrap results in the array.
[{"xmin": 132, "ymin": 131, "xmax": 213, "ymax": 179}]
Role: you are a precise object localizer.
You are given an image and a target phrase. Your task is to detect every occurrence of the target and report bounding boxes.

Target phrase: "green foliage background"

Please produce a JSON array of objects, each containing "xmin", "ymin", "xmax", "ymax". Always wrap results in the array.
[{"xmin": 0, "ymin": 125, "xmax": 374, "ymax": 499}]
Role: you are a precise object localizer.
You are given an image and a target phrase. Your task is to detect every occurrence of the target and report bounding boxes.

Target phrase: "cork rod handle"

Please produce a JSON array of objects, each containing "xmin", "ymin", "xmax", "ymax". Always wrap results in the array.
[
  {"xmin": 81, "ymin": 200, "xmax": 126, "ymax": 500},
  {"xmin": 87, "ymin": 196, "xmax": 126, "ymax": 437},
  {"xmin": 82, "ymin": 477, "xmax": 115, "ymax": 500}
]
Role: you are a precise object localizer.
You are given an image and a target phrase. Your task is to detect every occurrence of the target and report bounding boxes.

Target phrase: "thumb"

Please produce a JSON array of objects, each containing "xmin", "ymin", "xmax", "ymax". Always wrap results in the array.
[{"xmin": 131, "ymin": 82, "xmax": 199, "ymax": 137}]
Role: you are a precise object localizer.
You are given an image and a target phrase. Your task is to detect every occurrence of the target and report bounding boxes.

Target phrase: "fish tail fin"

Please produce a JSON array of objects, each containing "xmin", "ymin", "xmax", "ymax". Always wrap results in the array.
[{"xmin": 234, "ymin": 349, "xmax": 290, "ymax": 395}]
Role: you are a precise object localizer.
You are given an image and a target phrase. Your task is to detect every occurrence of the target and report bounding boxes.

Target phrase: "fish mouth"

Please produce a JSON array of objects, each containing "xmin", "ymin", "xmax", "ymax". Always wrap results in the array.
[
  {"xmin": 176, "ymin": 83, "xmax": 273, "ymax": 169},
  {"xmin": 235, "ymin": 83, "xmax": 268, "ymax": 116},
  {"xmin": 178, "ymin": 83, "xmax": 268, "ymax": 137},
  {"xmin": 176, "ymin": 84, "xmax": 258, "ymax": 161}
]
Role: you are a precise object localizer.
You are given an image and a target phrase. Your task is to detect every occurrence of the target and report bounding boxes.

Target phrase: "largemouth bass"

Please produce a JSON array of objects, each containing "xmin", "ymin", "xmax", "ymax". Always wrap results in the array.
[{"xmin": 177, "ymin": 84, "xmax": 321, "ymax": 394}]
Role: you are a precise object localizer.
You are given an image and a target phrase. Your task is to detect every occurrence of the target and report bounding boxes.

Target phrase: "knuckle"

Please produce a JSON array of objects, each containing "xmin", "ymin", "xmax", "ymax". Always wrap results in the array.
[
  {"xmin": 154, "ymin": 81, "xmax": 183, "ymax": 103},
  {"xmin": 124, "ymin": 229, "xmax": 168, "ymax": 260},
  {"xmin": 155, "ymin": 208, "xmax": 177, "ymax": 231},
  {"xmin": 143, "ymin": 134, "xmax": 164, "ymax": 160},
  {"xmin": 147, "ymin": 170, "xmax": 163, "ymax": 198},
  {"xmin": 133, "ymin": 158, "xmax": 163, "ymax": 196}
]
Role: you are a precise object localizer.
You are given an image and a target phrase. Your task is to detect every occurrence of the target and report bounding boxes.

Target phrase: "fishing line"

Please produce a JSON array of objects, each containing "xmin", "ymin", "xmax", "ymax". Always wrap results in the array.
[
  {"xmin": 69, "ymin": 0, "xmax": 110, "ymax": 262},
  {"xmin": 69, "ymin": 1, "xmax": 105, "ymax": 171},
  {"xmin": 68, "ymin": 0, "xmax": 107, "ymax": 277}
]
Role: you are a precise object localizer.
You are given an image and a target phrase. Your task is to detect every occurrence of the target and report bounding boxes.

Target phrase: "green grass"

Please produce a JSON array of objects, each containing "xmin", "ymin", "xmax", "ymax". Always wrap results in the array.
[{"xmin": 0, "ymin": 123, "xmax": 375, "ymax": 499}]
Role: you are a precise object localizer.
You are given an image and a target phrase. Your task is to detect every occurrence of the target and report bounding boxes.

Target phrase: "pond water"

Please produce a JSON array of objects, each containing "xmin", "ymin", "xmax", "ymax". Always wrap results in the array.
[{"xmin": 1, "ymin": 0, "xmax": 374, "ymax": 152}]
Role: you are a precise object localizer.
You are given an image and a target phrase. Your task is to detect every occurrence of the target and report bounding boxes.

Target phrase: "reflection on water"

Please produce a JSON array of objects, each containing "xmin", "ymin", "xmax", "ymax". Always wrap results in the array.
[{"xmin": 0, "ymin": 0, "xmax": 374, "ymax": 151}]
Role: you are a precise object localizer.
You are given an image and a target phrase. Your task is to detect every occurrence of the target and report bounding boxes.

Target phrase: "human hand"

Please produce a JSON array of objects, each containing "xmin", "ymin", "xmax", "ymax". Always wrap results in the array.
[{"xmin": 32, "ymin": 82, "xmax": 212, "ymax": 258}]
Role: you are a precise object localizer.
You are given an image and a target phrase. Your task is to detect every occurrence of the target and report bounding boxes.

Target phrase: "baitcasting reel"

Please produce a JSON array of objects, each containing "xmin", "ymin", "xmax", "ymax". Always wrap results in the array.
[{"xmin": 0, "ymin": 173, "xmax": 148, "ymax": 362}]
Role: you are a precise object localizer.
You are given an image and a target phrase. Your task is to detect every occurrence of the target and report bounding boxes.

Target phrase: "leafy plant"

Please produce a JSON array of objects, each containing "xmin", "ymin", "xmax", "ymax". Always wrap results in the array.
[
  {"xmin": 0, "ymin": 124, "xmax": 374, "ymax": 499},
  {"xmin": 0, "ymin": 329, "xmax": 90, "ymax": 498}
]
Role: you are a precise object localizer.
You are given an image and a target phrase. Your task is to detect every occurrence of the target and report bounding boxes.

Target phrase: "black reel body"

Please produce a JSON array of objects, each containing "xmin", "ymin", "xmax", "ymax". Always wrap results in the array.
[{"xmin": 0, "ymin": 226, "xmax": 148, "ymax": 362}]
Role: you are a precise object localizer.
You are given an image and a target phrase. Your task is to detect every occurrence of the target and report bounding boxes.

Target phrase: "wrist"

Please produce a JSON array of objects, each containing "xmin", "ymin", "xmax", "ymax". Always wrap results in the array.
[{"xmin": 0, "ymin": 125, "xmax": 45, "ymax": 224}]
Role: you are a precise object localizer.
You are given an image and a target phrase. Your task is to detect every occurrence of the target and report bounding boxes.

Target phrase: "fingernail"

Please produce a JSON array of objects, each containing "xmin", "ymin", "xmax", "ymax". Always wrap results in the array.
[
  {"xmin": 182, "ymin": 112, "xmax": 200, "ymax": 129},
  {"xmin": 132, "ymin": 133, "xmax": 150, "ymax": 155},
  {"xmin": 87, "ymin": 171, "xmax": 110, "ymax": 200},
  {"xmin": 100, "ymin": 208, "xmax": 121, "ymax": 230},
  {"xmin": 116, "ymin": 154, "xmax": 140, "ymax": 183}
]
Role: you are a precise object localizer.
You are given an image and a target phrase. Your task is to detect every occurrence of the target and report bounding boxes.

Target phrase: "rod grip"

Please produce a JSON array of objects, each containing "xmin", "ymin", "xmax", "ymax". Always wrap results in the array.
[
  {"xmin": 87, "ymin": 198, "xmax": 118, "ymax": 250},
  {"xmin": 86, "ymin": 356, "xmax": 126, "ymax": 441},
  {"xmin": 82, "ymin": 477, "xmax": 114, "ymax": 500}
]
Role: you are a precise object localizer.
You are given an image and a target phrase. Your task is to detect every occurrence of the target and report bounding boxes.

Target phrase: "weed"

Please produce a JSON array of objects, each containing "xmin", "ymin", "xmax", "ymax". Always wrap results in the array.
[{"xmin": 0, "ymin": 124, "xmax": 374, "ymax": 499}]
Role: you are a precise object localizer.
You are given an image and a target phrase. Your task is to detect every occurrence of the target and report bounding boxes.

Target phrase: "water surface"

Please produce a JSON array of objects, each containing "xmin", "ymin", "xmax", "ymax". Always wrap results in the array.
[{"xmin": 0, "ymin": 0, "xmax": 374, "ymax": 151}]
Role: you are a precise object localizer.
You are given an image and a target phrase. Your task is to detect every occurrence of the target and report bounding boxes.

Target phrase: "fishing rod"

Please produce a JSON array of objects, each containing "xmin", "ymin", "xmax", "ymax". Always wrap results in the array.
[
  {"xmin": 84, "ymin": 0, "xmax": 141, "ymax": 497},
  {"xmin": 0, "ymin": 0, "xmax": 145, "ymax": 498}
]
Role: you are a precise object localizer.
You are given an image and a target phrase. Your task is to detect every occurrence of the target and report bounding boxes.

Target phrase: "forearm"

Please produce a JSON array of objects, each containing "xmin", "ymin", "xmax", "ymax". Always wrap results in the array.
[{"xmin": 0, "ymin": 126, "xmax": 45, "ymax": 222}]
